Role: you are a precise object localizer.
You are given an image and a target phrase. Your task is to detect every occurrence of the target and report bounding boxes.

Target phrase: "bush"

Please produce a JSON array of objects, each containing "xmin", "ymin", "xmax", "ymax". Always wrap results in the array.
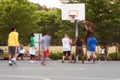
[
  {"xmin": 49, "ymin": 52, "xmax": 62, "ymax": 60},
  {"xmin": 108, "ymin": 53, "xmax": 120, "ymax": 60},
  {"xmin": 77, "ymin": 54, "xmax": 87, "ymax": 60},
  {"xmin": 0, "ymin": 52, "xmax": 9, "ymax": 60},
  {"xmin": 96, "ymin": 54, "xmax": 107, "ymax": 60},
  {"xmin": 107, "ymin": 56, "xmax": 112, "ymax": 61}
]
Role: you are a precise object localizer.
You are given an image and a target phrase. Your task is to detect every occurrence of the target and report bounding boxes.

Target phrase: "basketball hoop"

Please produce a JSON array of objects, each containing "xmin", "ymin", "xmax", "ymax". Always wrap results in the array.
[
  {"xmin": 68, "ymin": 10, "xmax": 78, "ymax": 23},
  {"xmin": 69, "ymin": 15, "xmax": 76, "ymax": 23}
]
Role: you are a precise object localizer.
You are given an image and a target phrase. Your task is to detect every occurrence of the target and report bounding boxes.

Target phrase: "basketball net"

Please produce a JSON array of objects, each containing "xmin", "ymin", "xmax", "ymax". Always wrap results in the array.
[{"xmin": 69, "ymin": 15, "xmax": 76, "ymax": 23}]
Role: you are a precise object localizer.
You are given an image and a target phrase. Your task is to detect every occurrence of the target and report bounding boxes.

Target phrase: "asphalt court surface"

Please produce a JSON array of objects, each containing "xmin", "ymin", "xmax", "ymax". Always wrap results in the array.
[{"xmin": 0, "ymin": 60, "xmax": 120, "ymax": 80}]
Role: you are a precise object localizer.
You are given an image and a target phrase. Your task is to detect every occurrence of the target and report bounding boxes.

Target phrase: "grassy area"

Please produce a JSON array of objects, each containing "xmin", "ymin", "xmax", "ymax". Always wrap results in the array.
[{"xmin": 0, "ymin": 46, "xmax": 118, "ymax": 53}]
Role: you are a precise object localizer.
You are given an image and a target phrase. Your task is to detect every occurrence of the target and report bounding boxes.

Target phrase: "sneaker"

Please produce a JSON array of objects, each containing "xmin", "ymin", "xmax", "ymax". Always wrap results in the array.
[
  {"xmin": 70, "ymin": 61, "xmax": 72, "ymax": 63},
  {"xmin": 93, "ymin": 59, "xmax": 96, "ymax": 64},
  {"xmin": 41, "ymin": 62, "xmax": 46, "ymax": 66},
  {"xmin": 11, "ymin": 60, "xmax": 16, "ymax": 65},
  {"xmin": 105, "ymin": 59, "xmax": 107, "ymax": 61},
  {"xmin": 82, "ymin": 61, "xmax": 84, "ymax": 64},
  {"xmin": 84, "ymin": 61, "xmax": 88, "ymax": 64},
  {"xmin": 74, "ymin": 59, "xmax": 76, "ymax": 63},
  {"xmin": 29, "ymin": 60, "xmax": 34, "ymax": 63},
  {"xmin": 98, "ymin": 60, "xmax": 101, "ymax": 62},
  {"xmin": 85, "ymin": 61, "xmax": 91, "ymax": 64},
  {"xmin": 61, "ymin": 60, "xmax": 64, "ymax": 63},
  {"xmin": 9, "ymin": 63, "xmax": 13, "ymax": 66}
]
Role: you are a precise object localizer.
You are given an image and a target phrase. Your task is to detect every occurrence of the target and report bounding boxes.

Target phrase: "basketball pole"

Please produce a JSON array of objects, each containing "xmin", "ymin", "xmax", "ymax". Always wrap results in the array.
[
  {"xmin": 75, "ymin": 20, "xmax": 78, "ymax": 39},
  {"xmin": 75, "ymin": 19, "xmax": 79, "ymax": 61}
]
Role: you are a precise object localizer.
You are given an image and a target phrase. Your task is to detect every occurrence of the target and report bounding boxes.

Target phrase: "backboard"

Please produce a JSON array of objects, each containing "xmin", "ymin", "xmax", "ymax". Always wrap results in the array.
[
  {"xmin": 61, "ymin": 3, "xmax": 85, "ymax": 21},
  {"xmin": 34, "ymin": 33, "xmax": 42, "ymax": 49}
]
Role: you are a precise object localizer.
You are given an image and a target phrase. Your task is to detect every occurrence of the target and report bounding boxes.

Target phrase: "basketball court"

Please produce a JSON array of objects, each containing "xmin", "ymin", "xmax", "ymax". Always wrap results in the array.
[
  {"xmin": 0, "ymin": 60, "xmax": 120, "ymax": 80},
  {"xmin": 0, "ymin": 2, "xmax": 119, "ymax": 80}
]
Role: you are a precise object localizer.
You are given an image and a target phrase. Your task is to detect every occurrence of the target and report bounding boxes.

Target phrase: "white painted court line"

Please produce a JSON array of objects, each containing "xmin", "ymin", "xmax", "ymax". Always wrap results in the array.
[
  {"xmin": 0, "ymin": 75, "xmax": 115, "ymax": 80},
  {"xmin": 0, "ymin": 66, "xmax": 53, "ymax": 71},
  {"xmin": 37, "ymin": 76, "xmax": 114, "ymax": 80},
  {"xmin": 0, "ymin": 75, "xmax": 50, "ymax": 80},
  {"xmin": 65, "ymin": 67, "xmax": 85, "ymax": 70}
]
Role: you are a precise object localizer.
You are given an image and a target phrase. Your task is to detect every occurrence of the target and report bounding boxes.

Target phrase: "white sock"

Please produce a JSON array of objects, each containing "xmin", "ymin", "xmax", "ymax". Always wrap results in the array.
[
  {"xmin": 76, "ymin": 56, "xmax": 78, "ymax": 62},
  {"xmin": 9, "ymin": 61, "xmax": 12, "ymax": 63},
  {"xmin": 12, "ymin": 58, "xmax": 16, "ymax": 61}
]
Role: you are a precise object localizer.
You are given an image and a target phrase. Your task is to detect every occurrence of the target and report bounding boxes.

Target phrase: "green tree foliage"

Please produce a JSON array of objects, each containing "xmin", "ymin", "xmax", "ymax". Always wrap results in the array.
[
  {"xmin": 36, "ymin": 8, "xmax": 84, "ymax": 45},
  {"xmin": 0, "ymin": 0, "xmax": 39, "ymax": 45},
  {"xmin": 0, "ymin": 0, "xmax": 120, "ymax": 48},
  {"xmin": 70, "ymin": 0, "xmax": 120, "ymax": 45},
  {"xmin": 36, "ymin": 9, "xmax": 66, "ymax": 45}
]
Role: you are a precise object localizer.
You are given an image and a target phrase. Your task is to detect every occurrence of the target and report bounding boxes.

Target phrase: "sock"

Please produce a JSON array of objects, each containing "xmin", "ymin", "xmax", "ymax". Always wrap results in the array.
[
  {"xmin": 93, "ymin": 59, "xmax": 95, "ymax": 62},
  {"xmin": 76, "ymin": 56, "xmax": 78, "ymax": 62},
  {"xmin": 9, "ymin": 61, "xmax": 12, "ymax": 63},
  {"xmin": 88, "ymin": 58, "xmax": 91, "ymax": 62},
  {"xmin": 12, "ymin": 58, "xmax": 16, "ymax": 61}
]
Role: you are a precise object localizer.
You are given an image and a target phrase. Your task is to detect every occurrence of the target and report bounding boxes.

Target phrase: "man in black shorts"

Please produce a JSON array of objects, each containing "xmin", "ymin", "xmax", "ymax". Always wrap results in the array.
[
  {"xmin": 74, "ymin": 37, "xmax": 84, "ymax": 63},
  {"xmin": 62, "ymin": 34, "xmax": 72, "ymax": 63}
]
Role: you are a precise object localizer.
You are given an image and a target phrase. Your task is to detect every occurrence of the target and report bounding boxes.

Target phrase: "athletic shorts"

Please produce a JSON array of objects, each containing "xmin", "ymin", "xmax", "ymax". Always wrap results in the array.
[
  {"xmin": 76, "ymin": 47, "xmax": 84, "ymax": 55},
  {"xmin": 44, "ymin": 49, "xmax": 49, "ymax": 58},
  {"xmin": 63, "ymin": 51, "xmax": 71, "ymax": 56},
  {"xmin": 29, "ymin": 47, "xmax": 35, "ymax": 55},
  {"xmin": 18, "ymin": 54, "xmax": 24, "ymax": 57},
  {"xmin": 8, "ymin": 46, "xmax": 19, "ymax": 54},
  {"xmin": 87, "ymin": 51, "xmax": 96, "ymax": 57}
]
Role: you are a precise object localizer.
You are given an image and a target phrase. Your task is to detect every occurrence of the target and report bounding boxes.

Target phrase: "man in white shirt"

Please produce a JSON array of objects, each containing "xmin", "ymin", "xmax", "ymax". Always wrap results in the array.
[{"xmin": 62, "ymin": 34, "xmax": 72, "ymax": 63}]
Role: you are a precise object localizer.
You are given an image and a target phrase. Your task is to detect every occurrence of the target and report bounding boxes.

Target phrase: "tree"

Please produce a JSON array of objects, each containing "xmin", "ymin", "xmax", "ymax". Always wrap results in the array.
[
  {"xmin": 36, "ymin": 9, "xmax": 63, "ymax": 45},
  {"xmin": 67, "ymin": 0, "xmax": 120, "ymax": 52},
  {"xmin": 0, "ymin": 0, "xmax": 39, "ymax": 45}
]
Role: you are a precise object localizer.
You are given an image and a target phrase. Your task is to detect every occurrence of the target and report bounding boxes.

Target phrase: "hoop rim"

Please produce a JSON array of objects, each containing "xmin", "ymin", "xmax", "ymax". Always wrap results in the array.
[{"xmin": 69, "ymin": 15, "xmax": 77, "ymax": 19}]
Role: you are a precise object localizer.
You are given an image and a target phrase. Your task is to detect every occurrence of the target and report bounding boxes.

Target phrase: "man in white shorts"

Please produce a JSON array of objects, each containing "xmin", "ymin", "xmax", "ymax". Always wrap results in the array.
[
  {"xmin": 86, "ymin": 34, "xmax": 98, "ymax": 63},
  {"xmin": 29, "ymin": 33, "xmax": 35, "ymax": 63}
]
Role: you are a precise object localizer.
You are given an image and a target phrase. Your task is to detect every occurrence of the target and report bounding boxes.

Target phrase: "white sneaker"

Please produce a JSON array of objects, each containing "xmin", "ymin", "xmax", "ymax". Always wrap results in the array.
[
  {"xmin": 11, "ymin": 60, "xmax": 17, "ymax": 65},
  {"xmin": 29, "ymin": 60, "xmax": 34, "ymax": 63},
  {"xmin": 84, "ymin": 61, "xmax": 88, "ymax": 64},
  {"xmin": 98, "ymin": 60, "xmax": 101, "ymax": 62}
]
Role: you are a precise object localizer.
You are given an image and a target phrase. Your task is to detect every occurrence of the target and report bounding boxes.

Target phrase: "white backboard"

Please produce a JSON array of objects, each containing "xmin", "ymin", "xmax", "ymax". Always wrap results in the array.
[
  {"xmin": 61, "ymin": 3, "xmax": 85, "ymax": 21},
  {"xmin": 34, "ymin": 33, "xmax": 42, "ymax": 49}
]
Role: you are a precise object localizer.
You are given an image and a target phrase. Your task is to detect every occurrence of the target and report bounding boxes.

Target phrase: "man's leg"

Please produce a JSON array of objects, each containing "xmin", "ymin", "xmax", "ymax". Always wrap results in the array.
[
  {"xmin": 62, "ymin": 55, "xmax": 65, "ymax": 63},
  {"xmin": 68, "ymin": 51, "xmax": 72, "ymax": 63},
  {"xmin": 74, "ymin": 54, "xmax": 77, "ymax": 63},
  {"xmin": 8, "ymin": 47, "xmax": 13, "ymax": 66},
  {"xmin": 21, "ymin": 54, "xmax": 24, "ymax": 60},
  {"xmin": 93, "ymin": 51, "xmax": 97, "ymax": 64},
  {"xmin": 81, "ymin": 53, "xmax": 84, "ymax": 63},
  {"xmin": 85, "ymin": 51, "xmax": 91, "ymax": 63},
  {"xmin": 8, "ymin": 54, "xmax": 13, "ymax": 66},
  {"xmin": 41, "ymin": 50, "xmax": 47, "ymax": 65},
  {"xmin": 62, "ymin": 51, "xmax": 66, "ymax": 63},
  {"xmin": 11, "ymin": 47, "xmax": 19, "ymax": 65},
  {"xmin": 41, "ymin": 55, "xmax": 46, "ymax": 65},
  {"xmin": 80, "ymin": 48, "xmax": 84, "ymax": 63},
  {"xmin": 11, "ymin": 54, "xmax": 18, "ymax": 65}
]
